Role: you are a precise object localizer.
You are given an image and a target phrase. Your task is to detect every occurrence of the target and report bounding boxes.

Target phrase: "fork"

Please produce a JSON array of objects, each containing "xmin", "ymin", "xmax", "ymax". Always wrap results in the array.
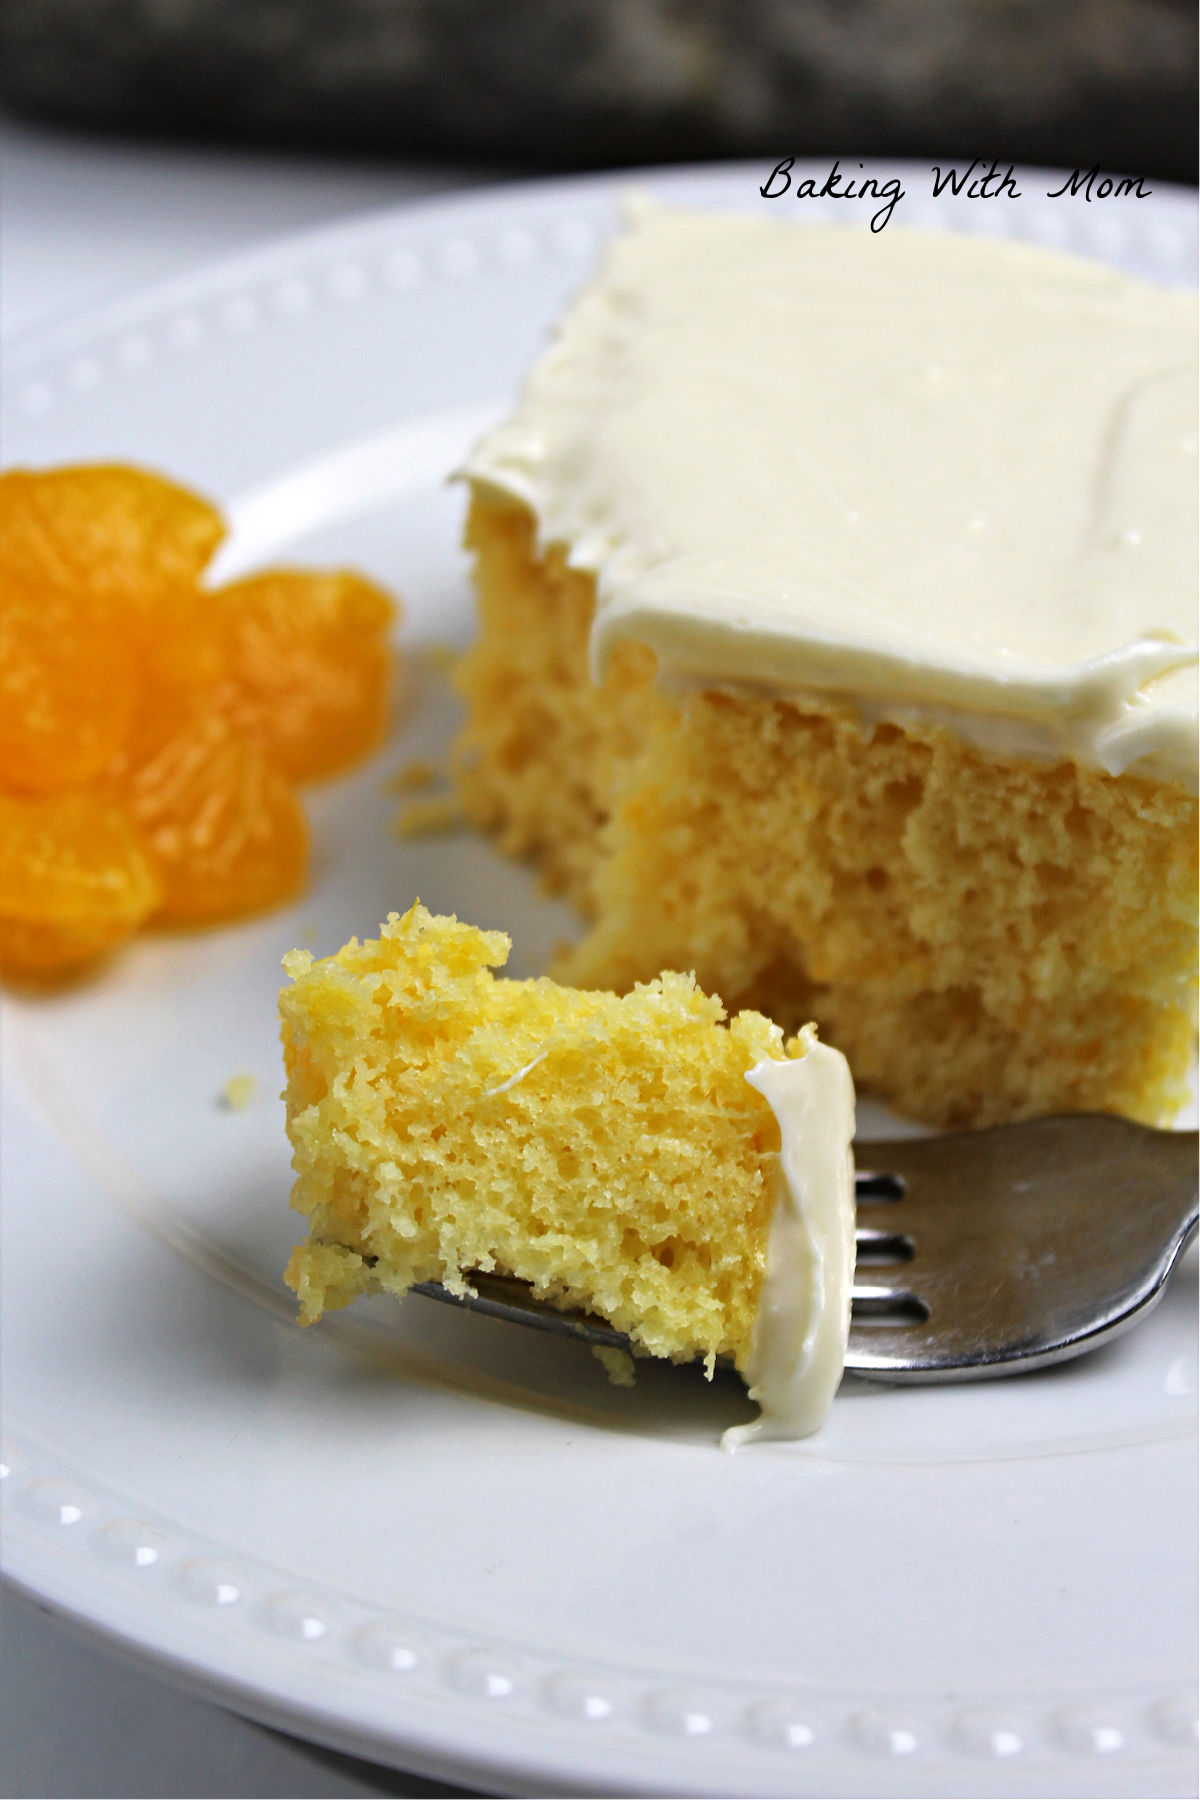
[{"xmin": 412, "ymin": 1114, "xmax": 1198, "ymax": 1380}]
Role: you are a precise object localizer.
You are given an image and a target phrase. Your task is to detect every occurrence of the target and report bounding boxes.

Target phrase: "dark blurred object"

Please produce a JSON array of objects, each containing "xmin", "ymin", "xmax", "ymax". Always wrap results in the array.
[{"xmin": 2, "ymin": 0, "xmax": 1195, "ymax": 183}]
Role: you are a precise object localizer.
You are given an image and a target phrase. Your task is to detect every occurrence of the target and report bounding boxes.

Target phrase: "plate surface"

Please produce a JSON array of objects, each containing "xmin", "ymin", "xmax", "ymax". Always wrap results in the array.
[{"xmin": 2, "ymin": 163, "xmax": 1197, "ymax": 1800}]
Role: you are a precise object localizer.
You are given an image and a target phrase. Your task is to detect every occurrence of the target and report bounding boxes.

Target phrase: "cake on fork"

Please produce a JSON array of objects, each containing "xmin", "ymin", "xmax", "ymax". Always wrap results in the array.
[{"xmin": 281, "ymin": 902, "xmax": 856, "ymax": 1443}]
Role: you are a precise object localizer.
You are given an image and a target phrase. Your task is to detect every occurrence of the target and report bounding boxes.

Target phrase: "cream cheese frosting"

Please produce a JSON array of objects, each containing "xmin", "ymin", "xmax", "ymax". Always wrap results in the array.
[
  {"xmin": 722, "ymin": 1034, "xmax": 857, "ymax": 1448},
  {"xmin": 464, "ymin": 208, "xmax": 1198, "ymax": 789}
]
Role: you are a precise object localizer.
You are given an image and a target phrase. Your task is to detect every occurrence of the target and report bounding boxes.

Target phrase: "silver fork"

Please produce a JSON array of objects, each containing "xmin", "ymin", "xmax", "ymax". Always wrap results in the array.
[{"xmin": 413, "ymin": 1114, "xmax": 1197, "ymax": 1380}]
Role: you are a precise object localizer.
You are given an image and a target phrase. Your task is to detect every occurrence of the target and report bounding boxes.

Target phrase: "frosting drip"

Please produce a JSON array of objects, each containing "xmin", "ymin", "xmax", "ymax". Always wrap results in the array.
[
  {"xmin": 465, "ymin": 209, "xmax": 1198, "ymax": 789},
  {"xmin": 722, "ymin": 1038, "xmax": 857, "ymax": 1448}
]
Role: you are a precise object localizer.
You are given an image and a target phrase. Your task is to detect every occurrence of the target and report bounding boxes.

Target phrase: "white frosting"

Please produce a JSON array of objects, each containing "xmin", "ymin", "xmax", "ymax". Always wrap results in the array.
[
  {"xmin": 721, "ymin": 1038, "xmax": 857, "ymax": 1448},
  {"xmin": 465, "ymin": 208, "xmax": 1198, "ymax": 789}
]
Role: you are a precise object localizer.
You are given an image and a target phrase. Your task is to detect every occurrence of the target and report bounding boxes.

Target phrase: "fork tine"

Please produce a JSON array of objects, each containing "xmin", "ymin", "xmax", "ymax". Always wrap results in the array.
[{"xmin": 854, "ymin": 1226, "xmax": 914, "ymax": 1266}]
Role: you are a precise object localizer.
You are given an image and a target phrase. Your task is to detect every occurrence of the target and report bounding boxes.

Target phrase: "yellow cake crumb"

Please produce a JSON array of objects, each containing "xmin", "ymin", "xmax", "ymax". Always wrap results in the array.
[
  {"xmin": 592, "ymin": 1346, "xmax": 637, "ymax": 1387},
  {"xmin": 388, "ymin": 758, "xmax": 440, "ymax": 793},
  {"xmin": 422, "ymin": 642, "xmax": 460, "ymax": 676},
  {"xmin": 218, "ymin": 1072, "xmax": 257, "ymax": 1111},
  {"xmin": 280, "ymin": 900, "xmax": 820, "ymax": 1373},
  {"xmin": 393, "ymin": 795, "xmax": 465, "ymax": 839}
]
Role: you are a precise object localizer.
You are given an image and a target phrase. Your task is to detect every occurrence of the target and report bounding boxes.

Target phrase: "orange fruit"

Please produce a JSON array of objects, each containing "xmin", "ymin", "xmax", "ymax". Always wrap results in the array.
[
  {"xmin": 0, "ymin": 462, "xmax": 398, "ymax": 981},
  {"xmin": 107, "ymin": 688, "xmax": 309, "ymax": 924},
  {"xmin": 0, "ymin": 570, "xmax": 136, "ymax": 793},
  {"xmin": 212, "ymin": 568, "xmax": 396, "ymax": 780},
  {"xmin": 0, "ymin": 464, "xmax": 223, "ymax": 606},
  {"xmin": 0, "ymin": 791, "xmax": 162, "ymax": 983},
  {"xmin": 0, "ymin": 465, "xmax": 227, "ymax": 795}
]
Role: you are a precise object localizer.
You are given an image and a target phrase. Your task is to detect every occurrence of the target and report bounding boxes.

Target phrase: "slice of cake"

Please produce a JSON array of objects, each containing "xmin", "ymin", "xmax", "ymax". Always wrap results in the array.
[
  {"xmin": 281, "ymin": 901, "xmax": 856, "ymax": 1442},
  {"xmin": 455, "ymin": 207, "xmax": 1198, "ymax": 1128}
]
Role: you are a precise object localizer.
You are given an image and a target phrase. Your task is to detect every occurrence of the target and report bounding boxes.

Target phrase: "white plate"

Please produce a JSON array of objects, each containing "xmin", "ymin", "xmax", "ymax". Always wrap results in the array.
[{"xmin": 2, "ymin": 163, "xmax": 1196, "ymax": 1800}]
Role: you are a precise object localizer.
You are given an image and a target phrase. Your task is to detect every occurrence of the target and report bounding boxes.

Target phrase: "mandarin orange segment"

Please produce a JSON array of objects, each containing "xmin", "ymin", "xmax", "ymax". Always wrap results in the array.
[
  {"xmin": 212, "ymin": 569, "xmax": 396, "ymax": 781},
  {"xmin": 107, "ymin": 692, "xmax": 309, "ymax": 924},
  {"xmin": 0, "ymin": 792, "xmax": 162, "ymax": 983},
  {"xmin": 0, "ymin": 572, "xmax": 136, "ymax": 793},
  {"xmin": 0, "ymin": 465, "xmax": 224, "ymax": 606},
  {"xmin": 0, "ymin": 464, "xmax": 227, "ymax": 796}
]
